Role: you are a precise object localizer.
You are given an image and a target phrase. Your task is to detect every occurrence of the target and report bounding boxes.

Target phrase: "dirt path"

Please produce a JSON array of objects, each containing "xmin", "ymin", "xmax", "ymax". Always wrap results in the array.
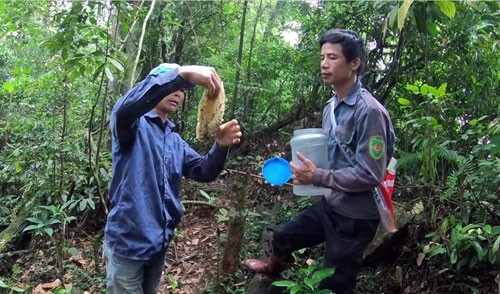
[{"xmin": 159, "ymin": 204, "xmax": 228, "ymax": 293}]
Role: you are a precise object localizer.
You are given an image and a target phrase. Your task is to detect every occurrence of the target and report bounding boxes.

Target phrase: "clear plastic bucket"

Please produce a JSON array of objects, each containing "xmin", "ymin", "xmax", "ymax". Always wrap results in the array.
[{"xmin": 290, "ymin": 128, "xmax": 331, "ymax": 196}]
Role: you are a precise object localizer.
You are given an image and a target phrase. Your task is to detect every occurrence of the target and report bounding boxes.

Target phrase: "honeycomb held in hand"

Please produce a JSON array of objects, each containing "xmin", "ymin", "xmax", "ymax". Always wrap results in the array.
[{"xmin": 196, "ymin": 82, "xmax": 226, "ymax": 141}]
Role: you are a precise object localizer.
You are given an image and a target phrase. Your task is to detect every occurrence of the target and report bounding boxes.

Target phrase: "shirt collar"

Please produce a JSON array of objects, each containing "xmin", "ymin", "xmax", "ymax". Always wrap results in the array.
[
  {"xmin": 145, "ymin": 110, "xmax": 175, "ymax": 129},
  {"xmin": 324, "ymin": 79, "xmax": 362, "ymax": 107},
  {"xmin": 339, "ymin": 79, "xmax": 362, "ymax": 106}
]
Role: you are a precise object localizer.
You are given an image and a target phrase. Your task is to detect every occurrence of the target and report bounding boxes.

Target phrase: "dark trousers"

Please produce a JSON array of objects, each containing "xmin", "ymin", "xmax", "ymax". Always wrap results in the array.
[{"xmin": 272, "ymin": 197, "xmax": 379, "ymax": 294}]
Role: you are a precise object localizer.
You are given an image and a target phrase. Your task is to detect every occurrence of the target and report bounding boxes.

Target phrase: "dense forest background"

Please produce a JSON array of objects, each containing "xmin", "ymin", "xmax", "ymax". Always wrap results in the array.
[{"xmin": 0, "ymin": 0, "xmax": 498, "ymax": 293}]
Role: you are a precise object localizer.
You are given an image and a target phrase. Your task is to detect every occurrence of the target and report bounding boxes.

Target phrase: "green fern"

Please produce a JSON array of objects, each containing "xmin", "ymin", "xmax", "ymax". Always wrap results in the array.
[
  {"xmin": 436, "ymin": 145, "xmax": 461, "ymax": 162},
  {"xmin": 441, "ymin": 157, "xmax": 475, "ymax": 202},
  {"xmin": 396, "ymin": 150, "xmax": 422, "ymax": 169},
  {"xmin": 441, "ymin": 169, "xmax": 459, "ymax": 201}
]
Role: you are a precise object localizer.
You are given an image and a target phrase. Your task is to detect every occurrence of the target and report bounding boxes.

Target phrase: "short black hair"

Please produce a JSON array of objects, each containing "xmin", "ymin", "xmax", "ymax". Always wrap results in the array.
[{"xmin": 318, "ymin": 29, "xmax": 366, "ymax": 75}]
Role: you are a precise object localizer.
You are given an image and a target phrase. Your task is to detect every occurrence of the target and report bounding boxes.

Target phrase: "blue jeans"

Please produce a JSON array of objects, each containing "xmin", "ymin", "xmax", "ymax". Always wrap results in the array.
[{"xmin": 103, "ymin": 245, "xmax": 167, "ymax": 294}]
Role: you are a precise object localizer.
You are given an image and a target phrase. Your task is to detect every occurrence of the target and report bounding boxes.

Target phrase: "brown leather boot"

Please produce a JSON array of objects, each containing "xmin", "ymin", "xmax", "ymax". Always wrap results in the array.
[{"xmin": 245, "ymin": 255, "xmax": 294, "ymax": 277}]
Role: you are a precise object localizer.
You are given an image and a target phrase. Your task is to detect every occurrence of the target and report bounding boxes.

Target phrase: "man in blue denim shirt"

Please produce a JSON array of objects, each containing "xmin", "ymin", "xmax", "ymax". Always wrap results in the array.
[
  {"xmin": 245, "ymin": 29, "xmax": 395, "ymax": 294},
  {"xmin": 104, "ymin": 64, "xmax": 242, "ymax": 293}
]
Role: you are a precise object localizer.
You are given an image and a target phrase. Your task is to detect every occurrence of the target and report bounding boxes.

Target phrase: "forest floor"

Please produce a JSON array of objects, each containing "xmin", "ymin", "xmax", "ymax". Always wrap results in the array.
[{"xmin": 2, "ymin": 138, "xmax": 498, "ymax": 294}]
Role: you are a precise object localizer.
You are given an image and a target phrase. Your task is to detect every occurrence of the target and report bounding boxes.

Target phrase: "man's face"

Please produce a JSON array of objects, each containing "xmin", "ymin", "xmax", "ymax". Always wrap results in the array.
[
  {"xmin": 155, "ymin": 89, "xmax": 185, "ymax": 115},
  {"xmin": 320, "ymin": 43, "xmax": 358, "ymax": 87}
]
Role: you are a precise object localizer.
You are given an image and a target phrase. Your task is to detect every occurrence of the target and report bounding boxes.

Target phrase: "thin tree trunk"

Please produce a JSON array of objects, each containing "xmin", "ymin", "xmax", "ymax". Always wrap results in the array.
[
  {"xmin": 129, "ymin": 0, "xmax": 157, "ymax": 89},
  {"xmin": 219, "ymin": 173, "xmax": 247, "ymax": 275},
  {"xmin": 229, "ymin": 0, "xmax": 248, "ymax": 119},
  {"xmin": 242, "ymin": 0, "xmax": 263, "ymax": 123}
]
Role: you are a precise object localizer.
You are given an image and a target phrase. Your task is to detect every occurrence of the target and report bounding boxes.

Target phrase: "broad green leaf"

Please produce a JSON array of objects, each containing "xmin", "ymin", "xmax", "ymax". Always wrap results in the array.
[
  {"xmin": 471, "ymin": 241, "xmax": 486, "ymax": 258},
  {"xmin": 492, "ymin": 235, "xmax": 500, "ymax": 253},
  {"xmin": 463, "ymin": 223, "xmax": 481, "ymax": 232},
  {"xmin": 46, "ymin": 218, "xmax": 61, "ymax": 225},
  {"xmin": 304, "ymin": 277, "xmax": 315, "ymax": 289},
  {"xmin": 11, "ymin": 286, "xmax": 25, "ymax": 292},
  {"xmin": 440, "ymin": 218, "xmax": 448, "ymax": 238},
  {"xmin": 427, "ymin": 85, "xmax": 440, "ymax": 97},
  {"xmin": 435, "ymin": 1, "xmax": 456, "ymax": 19},
  {"xmin": 405, "ymin": 84, "xmax": 419, "ymax": 93},
  {"xmin": 67, "ymin": 247, "xmax": 79, "ymax": 257},
  {"xmin": 44, "ymin": 227, "xmax": 54, "ymax": 237},
  {"xmin": 104, "ymin": 66, "xmax": 114, "ymax": 82},
  {"xmin": 26, "ymin": 217, "xmax": 43, "ymax": 224},
  {"xmin": 298, "ymin": 248, "xmax": 307, "ymax": 254},
  {"xmin": 311, "ymin": 267, "xmax": 335, "ymax": 282},
  {"xmin": 451, "ymin": 227, "xmax": 459, "ymax": 243},
  {"xmin": 388, "ymin": 6, "xmax": 399, "ymax": 28},
  {"xmin": 3, "ymin": 78, "xmax": 16, "ymax": 93},
  {"xmin": 79, "ymin": 199, "xmax": 87, "ymax": 211},
  {"xmin": 488, "ymin": 249, "xmax": 497, "ymax": 264},
  {"xmin": 272, "ymin": 280, "xmax": 296, "ymax": 287},
  {"xmin": 88, "ymin": 198, "xmax": 96, "ymax": 210},
  {"xmin": 108, "ymin": 58, "xmax": 124, "ymax": 72},
  {"xmin": 66, "ymin": 216, "xmax": 77, "ymax": 222},
  {"xmin": 398, "ymin": 98, "xmax": 411, "ymax": 106},
  {"xmin": 437, "ymin": 83, "xmax": 447, "ymax": 96},
  {"xmin": 428, "ymin": 246, "xmax": 446, "ymax": 257},
  {"xmin": 397, "ymin": 0, "xmax": 414, "ymax": 30},
  {"xmin": 199, "ymin": 189, "xmax": 211, "ymax": 200},
  {"xmin": 420, "ymin": 85, "xmax": 429, "ymax": 95},
  {"xmin": 290, "ymin": 284, "xmax": 301, "ymax": 294},
  {"xmin": 450, "ymin": 250, "xmax": 457, "ymax": 264},
  {"xmin": 427, "ymin": 21, "xmax": 439, "ymax": 36},
  {"xmin": 23, "ymin": 224, "xmax": 42, "ymax": 232},
  {"xmin": 61, "ymin": 199, "xmax": 76, "ymax": 210}
]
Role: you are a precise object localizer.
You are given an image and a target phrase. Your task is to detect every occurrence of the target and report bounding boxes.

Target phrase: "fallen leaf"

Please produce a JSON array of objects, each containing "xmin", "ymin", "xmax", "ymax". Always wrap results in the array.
[
  {"xmin": 417, "ymin": 252, "xmax": 425, "ymax": 267},
  {"xmin": 395, "ymin": 266, "xmax": 403, "ymax": 287},
  {"xmin": 34, "ymin": 279, "xmax": 62, "ymax": 294}
]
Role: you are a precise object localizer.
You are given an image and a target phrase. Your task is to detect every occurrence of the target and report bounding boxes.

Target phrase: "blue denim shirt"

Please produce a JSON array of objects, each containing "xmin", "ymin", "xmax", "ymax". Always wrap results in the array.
[{"xmin": 105, "ymin": 64, "xmax": 228, "ymax": 260}]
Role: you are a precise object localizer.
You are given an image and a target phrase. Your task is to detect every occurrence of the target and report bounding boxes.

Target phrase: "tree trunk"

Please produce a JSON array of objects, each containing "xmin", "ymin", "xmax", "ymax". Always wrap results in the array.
[
  {"xmin": 219, "ymin": 214, "xmax": 245, "ymax": 274},
  {"xmin": 0, "ymin": 197, "xmax": 34, "ymax": 253},
  {"xmin": 242, "ymin": 0, "xmax": 263, "ymax": 123},
  {"xmin": 229, "ymin": 0, "xmax": 248, "ymax": 119},
  {"xmin": 219, "ymin": 173, "xmax": 247, "ymax": 274},
  {"xmin": 129, "ymin": 0, "xmax": 157, "ymax": 89}
]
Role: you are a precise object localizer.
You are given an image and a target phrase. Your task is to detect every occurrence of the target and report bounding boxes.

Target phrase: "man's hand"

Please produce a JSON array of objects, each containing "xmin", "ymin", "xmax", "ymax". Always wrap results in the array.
[
  {"xmin": 179, "ymin": 66, "xmax": 221, "ymax": 99},
  {"xmin": 290, "ymin": 152, "xmax": 316, "ymax": 185},
  {"xmin": 215, "ymin": 119, "xmax": 242, "ymax": 147}
]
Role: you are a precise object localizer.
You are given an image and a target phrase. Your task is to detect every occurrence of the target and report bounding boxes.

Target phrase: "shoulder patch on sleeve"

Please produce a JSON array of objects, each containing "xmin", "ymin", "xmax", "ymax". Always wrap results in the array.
[{"xmin": 369, "ymin": 135, "xmax": 385, "ymax": 160}]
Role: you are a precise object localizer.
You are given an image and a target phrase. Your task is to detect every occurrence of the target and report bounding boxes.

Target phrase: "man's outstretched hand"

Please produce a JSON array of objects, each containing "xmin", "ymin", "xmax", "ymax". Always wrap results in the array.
[
  {"xmin": 216, "ymin": 119, "xmax": 242, "ymax": 147},
  {"xmin": 179, "ymin": 66, "xmax": 221, "ymax": 99}
]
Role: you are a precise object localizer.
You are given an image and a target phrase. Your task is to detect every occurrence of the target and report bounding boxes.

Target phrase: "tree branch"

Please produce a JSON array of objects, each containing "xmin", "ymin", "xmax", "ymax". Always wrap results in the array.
[{"xmin": 129, "ymin": 0, "xmax": 157, "ymax": 89}]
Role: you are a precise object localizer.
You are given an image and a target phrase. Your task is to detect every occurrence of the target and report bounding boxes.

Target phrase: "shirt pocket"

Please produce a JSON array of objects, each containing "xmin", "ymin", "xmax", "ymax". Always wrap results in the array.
[
  {"xmin": 165, "ymin": 151, "xmax": 183, "ymax": 188},
  {"xmin": 335, "ymin": 124, "xmax": 354, "ymax": 144}
]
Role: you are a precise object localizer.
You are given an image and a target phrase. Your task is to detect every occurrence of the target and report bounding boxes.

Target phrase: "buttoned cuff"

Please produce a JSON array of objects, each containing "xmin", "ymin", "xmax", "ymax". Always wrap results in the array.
[
  {"xmin": 312, "ymin": 168, "xmax": 327, "ymax": 187},
  {"xmin": 211, "ymin": 141, "xmax": 229, "ymax": 158}
]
